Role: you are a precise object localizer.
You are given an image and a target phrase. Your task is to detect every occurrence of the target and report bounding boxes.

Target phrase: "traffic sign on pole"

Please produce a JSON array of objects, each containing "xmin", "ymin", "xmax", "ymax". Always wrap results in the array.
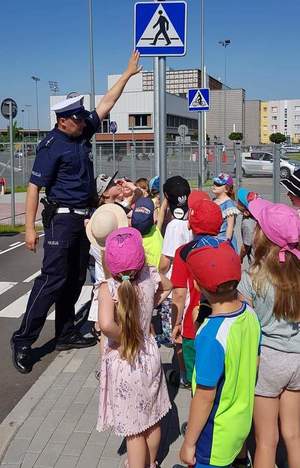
[
  {"xmin": 134, "ymin": 1, "xmax": 187, "ymax": 56},
  {"xmin": 109, "ymin": 121, "xmax": 118, "ymax": 134},
  {"xmin": 1, "ymin": 98, "xmax": 18, "ymax": 120},
  {"xmin": 188, "ymin": 88, "xmax": 210, "ymax": 112}
]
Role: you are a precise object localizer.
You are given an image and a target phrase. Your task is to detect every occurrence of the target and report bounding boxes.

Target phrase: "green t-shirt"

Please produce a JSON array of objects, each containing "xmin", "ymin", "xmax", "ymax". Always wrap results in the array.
[
  {"xmin": 192, "ymin": 302, "xmax": 261, "ymax": 466},
  {"xmin": 142, "ymin": 225, "xmax": 163, "ymax": 268}
]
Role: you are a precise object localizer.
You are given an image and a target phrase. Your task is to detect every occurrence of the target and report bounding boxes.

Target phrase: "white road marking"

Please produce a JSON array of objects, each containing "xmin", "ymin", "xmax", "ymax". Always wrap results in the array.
[
  {"xmin": 0, "ymin": 233, "xmax": 44, "ymax": 256},
  {"xmin": 9, "ymin": 242, "xmax": 22, "ymax": 247},
  {"xmin": 23, "ymin": 270, "xmax": 41, "ymax": 283},
  {"xmin": 47, "ymin": 285, "xmax": 92, "ymax": 320},
  {"xmin": 0, "ymin": 291, "xmax": 31, "ymax": 318},
  {"xmin": 0, "ymin": 282, "xmax": 17, "ymax": 295},
  {"xmin": 0, "ymin": 284, "xmax": 92, "ymax": 320}
]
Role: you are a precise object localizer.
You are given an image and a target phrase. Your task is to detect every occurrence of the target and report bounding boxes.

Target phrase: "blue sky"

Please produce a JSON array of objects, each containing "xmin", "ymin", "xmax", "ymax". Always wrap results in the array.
[{"xmin": 1, "ymin": 0, "xmax": 299, "ymax": 130}]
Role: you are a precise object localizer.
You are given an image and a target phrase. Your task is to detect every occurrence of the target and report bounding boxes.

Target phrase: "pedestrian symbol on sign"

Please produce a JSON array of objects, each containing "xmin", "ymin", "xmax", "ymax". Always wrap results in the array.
[{"xmin": 135, "ymin": 2, "xmax": 187, "ymax": 56}]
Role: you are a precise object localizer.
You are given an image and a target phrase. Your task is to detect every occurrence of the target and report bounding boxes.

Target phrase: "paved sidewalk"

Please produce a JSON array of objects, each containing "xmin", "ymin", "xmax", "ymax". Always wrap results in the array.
[{"xmin": 0, "ymin": 345, "xmax": 189, "ymax": 468}]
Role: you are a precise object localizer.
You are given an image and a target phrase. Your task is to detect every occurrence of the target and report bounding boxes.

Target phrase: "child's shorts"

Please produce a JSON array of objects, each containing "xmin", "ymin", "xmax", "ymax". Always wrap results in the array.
[
  {"xmin": 182, "ymin": 337, "xmax": 195, "ymax": 383},
  {"xmin": 195, "ymin": 464, "xmax": 231, "ymax": 468},
  {"xmin": 256, "ymin": 346, "xmax": 300, "ymax": 397}
]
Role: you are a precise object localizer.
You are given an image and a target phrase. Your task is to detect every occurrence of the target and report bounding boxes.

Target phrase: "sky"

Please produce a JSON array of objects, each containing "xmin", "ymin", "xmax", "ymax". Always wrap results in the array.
[{"xmin": 1, "ymin": 0, "xmax": 299, "ymax": 130}]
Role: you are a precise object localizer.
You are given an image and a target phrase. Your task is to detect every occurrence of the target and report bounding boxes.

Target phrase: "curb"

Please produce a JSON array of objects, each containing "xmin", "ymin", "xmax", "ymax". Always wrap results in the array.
[{"xmin": 0, "ymin": 349, "xmax": 76, "ymax": 461}]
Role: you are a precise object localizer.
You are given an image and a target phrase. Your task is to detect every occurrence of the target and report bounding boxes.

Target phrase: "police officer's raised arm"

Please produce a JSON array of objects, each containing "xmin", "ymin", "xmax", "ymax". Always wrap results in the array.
[{"xmin": 96, "ymin": 51, "xmax": 142, "ymax": 121}]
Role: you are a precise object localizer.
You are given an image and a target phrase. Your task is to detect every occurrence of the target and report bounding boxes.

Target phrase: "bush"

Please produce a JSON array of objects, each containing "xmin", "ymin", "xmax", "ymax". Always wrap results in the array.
[
  {"xmin": 270, "ymin": 133, "xmax": 286, "ymax": 144},
  {"xmin": 228, "ymin": 132, "xmax": 243, "ymax": 141}
]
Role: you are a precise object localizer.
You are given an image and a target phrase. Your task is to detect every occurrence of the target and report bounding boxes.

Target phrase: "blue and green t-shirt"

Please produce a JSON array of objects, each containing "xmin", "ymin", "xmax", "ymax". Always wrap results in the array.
[{"xmin": 192, "ymin": 302, "xmax": 261, "ymax": 466}]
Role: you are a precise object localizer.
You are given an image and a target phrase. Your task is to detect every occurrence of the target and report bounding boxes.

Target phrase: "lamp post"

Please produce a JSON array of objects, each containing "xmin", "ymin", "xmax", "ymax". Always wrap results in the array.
[
  {"xmin": 48, "ymin": 81, "xmax": 60, "ymax": 95},
  {"xmin": 25, "ymin": 104, "xmax": 32, "ymax": 141},
  {"xmin": 218, "ymin": 39, "xmax": 231, "ymax": 147},
  {"xmin": 31, "ymin": 75, "xmax": 40, "ymax": 141},
  {"xmin": 198, "ymin": 0, "xmax": 205, "ymax": 188}
]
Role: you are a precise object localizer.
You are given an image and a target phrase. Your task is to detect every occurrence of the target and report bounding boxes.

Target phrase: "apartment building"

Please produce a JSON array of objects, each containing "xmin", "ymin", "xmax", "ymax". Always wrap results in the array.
[{"xmin": 260, "ymin": 99, "xmax": 300, "ymax": 144}]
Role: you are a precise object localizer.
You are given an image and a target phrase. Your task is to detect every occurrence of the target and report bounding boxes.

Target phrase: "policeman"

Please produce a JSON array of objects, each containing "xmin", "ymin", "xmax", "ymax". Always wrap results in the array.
[{"xmin": 11, "ymin": 51, "xmax": 142, "ymax": 373}]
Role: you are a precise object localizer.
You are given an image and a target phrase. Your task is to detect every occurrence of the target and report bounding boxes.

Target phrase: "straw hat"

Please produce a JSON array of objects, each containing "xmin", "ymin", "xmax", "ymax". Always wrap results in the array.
[{"xmin": 86, "ymin": 203, "xmax": 128, "ymax": 249}]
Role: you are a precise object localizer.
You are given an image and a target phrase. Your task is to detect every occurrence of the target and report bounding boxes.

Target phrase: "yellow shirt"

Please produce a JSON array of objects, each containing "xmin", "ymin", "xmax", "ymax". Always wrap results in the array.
[{"xmin": 142, "ymin": 225, "xmax": 163, "ymax": 268}]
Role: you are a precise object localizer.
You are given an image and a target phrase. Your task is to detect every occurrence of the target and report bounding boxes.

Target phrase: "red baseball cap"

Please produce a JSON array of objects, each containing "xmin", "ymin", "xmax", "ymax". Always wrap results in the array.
[
  {"xmin": 188, "ymin": 199, "xmax": 223, "ymax": 235},
  {"xmin": 186, "ymin": 243, "xmax": 241, "ymax": 293},
  {"xmin": 188, "ymin": 190, "xmax": 210, "ymax": 209}
]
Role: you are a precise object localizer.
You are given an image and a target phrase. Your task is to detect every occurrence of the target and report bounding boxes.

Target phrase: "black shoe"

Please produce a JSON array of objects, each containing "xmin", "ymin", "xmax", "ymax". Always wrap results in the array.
[
  {"xmin": 55, "ymin": 331, "xmax": 97, "ymax": 351},
  {"xmin": 10, "ymin": 340, "xmax": 32, "ymax": 374}
]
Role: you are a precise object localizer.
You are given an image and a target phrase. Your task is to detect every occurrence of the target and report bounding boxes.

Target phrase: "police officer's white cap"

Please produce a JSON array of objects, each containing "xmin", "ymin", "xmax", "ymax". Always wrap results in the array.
[{"xmin": 51, "ymin": 95, "xmax": 87, "ymax": 118}]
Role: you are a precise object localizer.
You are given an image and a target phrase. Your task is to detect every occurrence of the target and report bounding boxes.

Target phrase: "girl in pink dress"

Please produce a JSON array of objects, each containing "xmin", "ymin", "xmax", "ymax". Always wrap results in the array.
[{"xmin": 97, "ymin": 227, "xmax": 172, "ymax": 468}]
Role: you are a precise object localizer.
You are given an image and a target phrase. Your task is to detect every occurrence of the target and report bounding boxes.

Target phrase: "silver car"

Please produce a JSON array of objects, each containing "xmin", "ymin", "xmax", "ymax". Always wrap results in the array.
[{"xmin": 240, "ymin": 151, "xmax": 299, "ymax": 178}]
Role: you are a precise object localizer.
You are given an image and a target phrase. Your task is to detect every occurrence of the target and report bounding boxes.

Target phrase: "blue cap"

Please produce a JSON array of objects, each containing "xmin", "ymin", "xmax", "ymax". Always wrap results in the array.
[
  {"xmin": 149, "ymin": 176, "xmax": 160, "ymax": 193},
  {"xmin": 213, "ymin": 173, "xmax": 234, "ymax": 186},
  {"xmin": 131, "ymin": 197, "xmax": 155, "ymax": 235},
  {"xmin": 237, "ymin": 188, "xmax": 260, "ymax": 209}
]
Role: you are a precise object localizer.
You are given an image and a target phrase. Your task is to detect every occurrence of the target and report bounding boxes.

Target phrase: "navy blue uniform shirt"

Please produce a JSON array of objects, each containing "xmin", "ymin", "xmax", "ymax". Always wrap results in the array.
[{"xmin": 30, "ymin": 111, "xmax": 100, "ymax": 208}]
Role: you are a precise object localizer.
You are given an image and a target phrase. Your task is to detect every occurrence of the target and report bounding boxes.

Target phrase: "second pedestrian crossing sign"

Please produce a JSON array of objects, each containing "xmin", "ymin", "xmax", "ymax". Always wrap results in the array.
[
  {"xmin": 134, "ymin": 1, "xmax": 187, "ymax": 56},
  {"xmin": 188, "ymin": 88, "xmax": 210, "ymax": 112}
]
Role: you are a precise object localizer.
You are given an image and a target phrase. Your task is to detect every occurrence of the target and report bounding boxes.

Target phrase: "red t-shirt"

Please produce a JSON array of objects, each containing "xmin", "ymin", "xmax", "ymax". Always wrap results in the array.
[{"xmin": 171, "ymin": 245, "xmax": 200, "ymax": 339}]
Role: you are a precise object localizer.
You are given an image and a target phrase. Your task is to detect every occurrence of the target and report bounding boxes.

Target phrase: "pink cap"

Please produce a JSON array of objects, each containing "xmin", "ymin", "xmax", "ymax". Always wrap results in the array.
[
  {"xmin": 249, "ymin": 199, "xmax": 300, "ymax": 262},
  {"xmin": 105, "ymin": 227, "xmax": 145, "ymax": 276}
]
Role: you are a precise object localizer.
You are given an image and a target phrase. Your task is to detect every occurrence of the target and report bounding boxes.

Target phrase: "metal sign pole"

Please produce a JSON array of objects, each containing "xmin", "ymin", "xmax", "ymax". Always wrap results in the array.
[
  {"xmin": 9, "ymin": 101, "xmax": 15, "ymax": 226},
  {"xmin": 198, "ymin": 0, "xmax": 205, "ymax": 189},
  {"xmin": 273, "ymin": 143, "xmax": 281, "ymax": 203},
  {"xmin": 112, "ymin": 132, "xmax": 116, "ymax": 174},
  {"xmin": 235, "ymin": 141, "xmax": 242, "ymax": 194},
  {"xmin": 159, "ymin": 56, "xmax": 167, "ymax": 198}
]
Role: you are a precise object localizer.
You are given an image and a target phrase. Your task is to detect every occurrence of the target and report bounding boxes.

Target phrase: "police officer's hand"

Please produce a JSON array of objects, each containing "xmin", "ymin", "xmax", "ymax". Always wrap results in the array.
[
  {"xmin": 25, "ymin": 227, "xmax": 39, "ymax": 252},
  {"xmin": 126, "ymin": 51, "xmax": 143, "ymax": 77}
]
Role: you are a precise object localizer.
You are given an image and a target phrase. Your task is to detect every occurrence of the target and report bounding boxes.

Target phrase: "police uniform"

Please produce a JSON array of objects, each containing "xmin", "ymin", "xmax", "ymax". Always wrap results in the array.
[{"xmin": 11, "ymin": 96, "xmax": 98, "ymax": 370}]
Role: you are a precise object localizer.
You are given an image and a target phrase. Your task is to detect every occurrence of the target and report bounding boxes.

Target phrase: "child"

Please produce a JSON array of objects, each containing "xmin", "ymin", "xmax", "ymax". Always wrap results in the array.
[
  {"xmin": 131, "ymin": 197, "xmax": 163, "ymax": 268},
  {"xmin": 159, "ymin": 176, "xmax": 192, "ymax": 346},
  {"xmin": 212, "ymin": 173, "xmax": 239, "ymax": 251},
  {"xmin": 280, "ymin": 167, "xmax": 300, "ymax": 211},
  {"xmin": 171, "ymin": 193, "xmax": 223, "ymax": 387},
  {"xmin": 236, "ymin": 188, "xmax": 258, "ymax": 264},
  {"xmin": 97, "ymin": 227, "xmax": 172, "ymax": 468},
  {"xmin": 180, "ymin": 242, "xmax": 261, "ymax": 468},
  {"xmin": 238, "ymin": 199, "xmax": 300, "ymax": 468},
  {"xmin": 135, "ymin": 177, "xmax": 150, "ymax": 197}
]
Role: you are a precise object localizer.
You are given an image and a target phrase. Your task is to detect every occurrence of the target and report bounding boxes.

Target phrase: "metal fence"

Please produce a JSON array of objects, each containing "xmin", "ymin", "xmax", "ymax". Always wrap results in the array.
[{"xmin": 0, "ymin": 140, "xmax": 296, "ymax": 189}]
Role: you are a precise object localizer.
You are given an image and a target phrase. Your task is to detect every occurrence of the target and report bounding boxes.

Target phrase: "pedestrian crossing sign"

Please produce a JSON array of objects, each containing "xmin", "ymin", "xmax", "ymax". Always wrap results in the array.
[
  {"xmin": 134, "ymin": 1, "xmax": 187, "ymax": 57},
  {"xmin": 188, "ymin": 88, "xmax": 210, "ymax": 112}
]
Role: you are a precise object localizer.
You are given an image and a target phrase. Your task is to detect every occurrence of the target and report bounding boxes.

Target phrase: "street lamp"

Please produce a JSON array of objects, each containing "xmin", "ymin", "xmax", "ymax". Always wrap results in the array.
[
  {"xmin": 25, "ymin": 104, "xmax": 32, "ymax": 141},
  {"xmin": 31, "ymin": 75, "xmax": 40, "ymax": 141},
  {"xmin": 48, "ymin": 81, "xmax": 60, "ymax": 94},
  {"xmin": 218, "ymin": 39, "xmax": 231, "ymax": 146}
]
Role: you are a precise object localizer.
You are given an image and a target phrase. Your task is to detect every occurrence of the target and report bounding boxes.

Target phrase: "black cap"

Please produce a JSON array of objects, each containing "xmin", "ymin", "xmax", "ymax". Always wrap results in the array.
[
  {"xmin": 163, "ymin": 176, "xmax": 191, "ymax": 220},
  {"xmin": 280, "ymin": 168, "xmax": 300, "ymax": 198}
]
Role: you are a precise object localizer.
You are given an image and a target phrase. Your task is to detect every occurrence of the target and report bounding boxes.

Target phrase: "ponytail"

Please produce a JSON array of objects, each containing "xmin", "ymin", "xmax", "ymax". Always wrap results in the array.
[
  {"xmin": 116, "ymin": 277, "xmax": 143, "ymax": 363},
  {"xmin": 226, "ymin": 184, "xmax": 235, "ymax": 200}
]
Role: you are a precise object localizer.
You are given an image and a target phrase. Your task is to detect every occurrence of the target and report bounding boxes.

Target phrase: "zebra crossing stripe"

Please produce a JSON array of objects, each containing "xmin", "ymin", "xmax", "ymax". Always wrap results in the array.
[{"xmin": 0, "ymin": 285, "xmax": 93, "ymax": 320}]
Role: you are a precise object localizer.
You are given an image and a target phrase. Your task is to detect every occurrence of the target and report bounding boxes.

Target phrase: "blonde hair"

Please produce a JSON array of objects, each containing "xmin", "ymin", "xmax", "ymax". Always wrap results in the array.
[
  {"xmin": 116, "ymin": 273, "xmax": 143, "ymax": 363},
  {"xmin": 251, "ymin": 227, "xmax": 300, "ymax": 321}
]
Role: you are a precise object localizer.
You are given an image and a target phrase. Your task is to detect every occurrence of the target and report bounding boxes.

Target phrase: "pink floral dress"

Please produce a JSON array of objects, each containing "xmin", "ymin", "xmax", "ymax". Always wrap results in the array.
[{"xmin": 97, "ymin": 266, "xmax": 171, "ymax": 437}]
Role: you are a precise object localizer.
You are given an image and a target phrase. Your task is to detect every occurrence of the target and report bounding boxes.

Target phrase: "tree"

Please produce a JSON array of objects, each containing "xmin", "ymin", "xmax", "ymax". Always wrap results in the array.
[
  {"xmin": 269, "ymin": 132, "xmax": 286, "ymax": 144},
  {"xmin": 228, "ymin": 132, "xmax": 243, "ymax": 141}
]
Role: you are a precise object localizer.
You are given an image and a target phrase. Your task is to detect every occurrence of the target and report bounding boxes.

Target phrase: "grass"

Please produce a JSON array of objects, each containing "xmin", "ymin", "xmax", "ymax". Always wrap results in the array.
[
  {"xmin": 0, "ymin": 224, "xmax": 43, "ymax": 234},
  {"xmin": 287, "ymin": 153, "xmax": 300, "ymax": 161}
]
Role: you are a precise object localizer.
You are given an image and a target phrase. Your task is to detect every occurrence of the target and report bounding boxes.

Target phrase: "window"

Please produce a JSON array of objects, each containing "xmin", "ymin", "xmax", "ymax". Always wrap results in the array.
[
  {"xmin": 294, "ymin": 106, "xmax": 300, "ymax": 111},
  {"xmin": 271, "ymin": 106, "xmax": 278, "ymax": 113},
  {"xmin": 262, "ymin": 154, "xmax": 273, "ymax": 161},
  {"xmin": 271, "ymin": 125, "xmax": 277, "ymax": 131},
  {"xmin": 295, "ymin": 115, "xmax": 300, "ymax": 121},
  {"xmin": 129, "ymin": 114, "xmax": 152, "ymax": 129},
  {"xmin": 272, "ymin": 116, "xmax": 277, "ymax": 121},
  {"xmin": 263, "ymin": 106, "xmax": 267, "ymax": 111}
]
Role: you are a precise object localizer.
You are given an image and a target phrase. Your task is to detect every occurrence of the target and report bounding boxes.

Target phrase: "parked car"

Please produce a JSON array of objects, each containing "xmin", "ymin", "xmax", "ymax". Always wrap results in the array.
[
  {"xmin": 280, "ymin": 145, "xmax": 300, "ymax": 153},
  {"xmin": 238, "ymin": 151, "xmax": 299, "ymax": 178}
]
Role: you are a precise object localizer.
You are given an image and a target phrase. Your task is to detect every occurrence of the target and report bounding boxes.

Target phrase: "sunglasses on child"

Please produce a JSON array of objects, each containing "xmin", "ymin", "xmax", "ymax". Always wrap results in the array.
[{"xmin": 213, "ymin": 181, "xmax": 226, "ymax": 187}]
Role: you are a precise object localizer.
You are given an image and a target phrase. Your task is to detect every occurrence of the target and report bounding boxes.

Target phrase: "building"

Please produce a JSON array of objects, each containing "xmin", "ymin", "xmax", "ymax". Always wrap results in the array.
[
  {"xmin": 260, "ymin": 99, "xmax": 300, "ymax": 144},
  {"xmin": 142, "ymin": 69, "xmax": 222, "ymax": 96},
  {"xmin": 245, "ymin": 100, "xmax": 261, "ymax": 146},
  {"xmin": 50, "ymin": 70, "xmax": 246, "ymax": 146}
]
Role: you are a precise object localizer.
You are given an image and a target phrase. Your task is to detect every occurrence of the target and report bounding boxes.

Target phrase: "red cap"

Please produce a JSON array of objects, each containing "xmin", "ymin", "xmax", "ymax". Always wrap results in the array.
[
  {"xmin": 188, "ymin": 190, "xmax": 210, "ymax": 209},
  {"xmin": 188, "ymin": 199, "xmax": 223, "ymax": 235},
  {"xmin": 186, "ymin": 243, "xmax": 241, "ymax": 293}
]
